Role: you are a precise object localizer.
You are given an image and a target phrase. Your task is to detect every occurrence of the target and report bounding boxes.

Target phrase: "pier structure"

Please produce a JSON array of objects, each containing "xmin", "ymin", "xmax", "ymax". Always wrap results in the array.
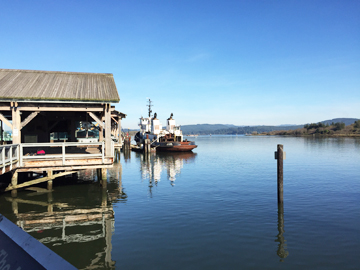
[{"xmin": 0, "ymin": 68, "xmax": 125, "ymax": 192}]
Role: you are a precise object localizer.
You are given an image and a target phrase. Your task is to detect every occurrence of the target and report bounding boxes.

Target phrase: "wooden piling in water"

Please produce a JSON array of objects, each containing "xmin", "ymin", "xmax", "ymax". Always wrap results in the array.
[
  {"xmin": 47, "ymin": 170, "xmax": 53, "ymax": 191},
  {"xmin": 275, "ymin": 144, "xmax": 284, "ymax": 204},
  {"xmin": 144, "ymin": 134, "xmax": 150, "ymax": 153},
  {"xmin": 101, "ymin": 168, "xmax": 107, "ymax": 188},
  {"xmin": 123, "ymin": 137, "xmax": 131, "ymax": 152}
]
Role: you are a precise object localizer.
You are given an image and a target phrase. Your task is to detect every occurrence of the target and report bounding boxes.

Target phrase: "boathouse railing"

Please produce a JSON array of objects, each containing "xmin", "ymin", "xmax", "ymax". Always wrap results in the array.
[
  {"xmin": 19, "ymin": 142, "xmax": 106, "ymax": 167},
  {"xmin": 0, "ymin": 142, "xmax": 113, "ymax": 172},
  {"xmin": 0, "ymin": 144, "xmax": 20, "ymax": 174}
]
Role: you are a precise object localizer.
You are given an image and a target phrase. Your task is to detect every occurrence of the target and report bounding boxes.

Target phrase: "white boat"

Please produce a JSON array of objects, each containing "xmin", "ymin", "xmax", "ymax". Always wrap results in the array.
[{"xmin": 134, "ymin": 100, "xmax": 197, "ymax": 152}]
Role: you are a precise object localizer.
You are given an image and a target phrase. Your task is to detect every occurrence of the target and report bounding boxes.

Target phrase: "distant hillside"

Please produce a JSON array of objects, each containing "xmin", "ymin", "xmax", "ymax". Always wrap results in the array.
[
  {"xmin": 260, "ymin": 119, "xmax": 360, "ymax": 137},
  {"xmin": 181, "ymin": 124, "xmax": 236, "ymax": 134},
  {"xmin": 316, "ymin": 118, "xmax": 359, "ymax": 126},
  {"xmin": 181, "ymin": 124, "xmax": 303, "ymax": 135},
  {"xmin": 181, "ymin": 118, "xmax": 359, "ymax": 135}
]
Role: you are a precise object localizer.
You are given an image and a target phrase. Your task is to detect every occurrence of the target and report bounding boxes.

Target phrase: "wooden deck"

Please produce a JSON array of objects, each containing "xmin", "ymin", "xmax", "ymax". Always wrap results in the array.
[{"xmin": 0, "ymin": 142, "xmax": 115, "ymax": 192}]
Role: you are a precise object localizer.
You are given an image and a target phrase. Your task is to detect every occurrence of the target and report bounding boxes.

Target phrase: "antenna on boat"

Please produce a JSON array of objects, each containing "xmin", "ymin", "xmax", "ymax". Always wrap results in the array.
[{"xmin": 147, "ymin": 99, "xmax": 153, "ymax": 118}]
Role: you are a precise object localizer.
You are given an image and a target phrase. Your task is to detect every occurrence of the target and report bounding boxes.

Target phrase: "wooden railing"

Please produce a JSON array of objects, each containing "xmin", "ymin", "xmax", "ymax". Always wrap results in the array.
[
  {"xmin": 0, "ymin": 144, "xmax": 20, "ymax": 174},
  {"xmin": 20, "ymin": 142, "xmax": 106, "ymax": 167},
  {"xmin": 0, "ymin": 141, "xmax": 115, "ymax": 172}
]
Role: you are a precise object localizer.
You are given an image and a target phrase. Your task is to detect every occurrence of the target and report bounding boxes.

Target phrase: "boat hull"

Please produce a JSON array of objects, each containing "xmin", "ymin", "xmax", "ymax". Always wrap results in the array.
[{"xmin": 155, "ymin": 141, "xmax": 197, "ymax": 152}]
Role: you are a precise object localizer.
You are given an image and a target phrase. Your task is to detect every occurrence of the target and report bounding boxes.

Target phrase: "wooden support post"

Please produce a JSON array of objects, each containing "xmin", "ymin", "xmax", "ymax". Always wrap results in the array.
[
  {"xmin": 104, "ymin": 104, "xmax": 112, "ymax": 157},
  {"xmin": 1, "ymin": 120, "xmax": 3, "ymax": 144},
  {"xmin": 118, "ymin": 117, "xmax": 122, "ymax": 145},
  {"xmin": 114, "ymin": 149, "xmax": 120, "ymax": 163},
  {"xmin": 99, "ymin": 125, "xmax": 104, "ymax": 142},
  {"xmin": 144, "ymin": 139, "xmax": 150, "ymax": 153},
  {"xmin": 275, "ymin": 144, "xmax": 284, "ymax": 204},
  {"xmin": 11, "ymin": 102, "xmax": 21, "ymax": 144},
  {"xmin": 11, "ymin": 170, "xmax": 18, "ymax": 197},
  {"xmin": 102, "ymin": 187, "xmax": 107, "ymax": 207},
  {"xmin": 47, "ymin": 170, "xmax": 53, "ymax": 191},
  {"xmin": 101, "ymin": 168, "xmax": 107, "ymax": 188},
  {"xmin": 143, "ymin": 134, "xmax": 149, "ymax": 153},
  {"xmin": 123, "ymin": 136, "xmax": 131, "ymax": 152}
]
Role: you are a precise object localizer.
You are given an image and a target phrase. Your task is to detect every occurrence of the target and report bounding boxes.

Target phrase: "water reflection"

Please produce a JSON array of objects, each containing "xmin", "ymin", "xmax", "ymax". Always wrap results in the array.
[
  {"xmin": 138, "ymin": 152, "xmax": 197, "ymax": 194},
  {"xmin": 304, "ymin": 136, "xmax": 360, "ymax": 149},
  {"xmin": 275, "ymin": 203, "xmax": 289, "ymax": 262},
  {"xmin": 0, "ymin": 164, "xmax": 126, "ymax": 270}
]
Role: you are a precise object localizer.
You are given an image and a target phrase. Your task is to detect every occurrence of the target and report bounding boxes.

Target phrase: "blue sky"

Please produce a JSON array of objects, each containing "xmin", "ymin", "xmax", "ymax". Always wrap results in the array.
[{"xmin": 1, "ymin": 0, "xmax": 359, "ymax": 129}]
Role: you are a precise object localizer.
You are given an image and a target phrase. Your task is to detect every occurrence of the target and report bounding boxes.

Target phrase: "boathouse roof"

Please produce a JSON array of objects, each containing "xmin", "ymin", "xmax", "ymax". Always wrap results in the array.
[{"xmin": 0, "ymin": 69, "xmax": 120, "ymax": 103}]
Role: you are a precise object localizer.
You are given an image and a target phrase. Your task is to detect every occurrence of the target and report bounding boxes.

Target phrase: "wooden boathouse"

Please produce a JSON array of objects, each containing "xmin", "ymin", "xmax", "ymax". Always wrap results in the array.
[{"xmin": 0, "ymin": 68, "xmax": 125, "ymax": 194}]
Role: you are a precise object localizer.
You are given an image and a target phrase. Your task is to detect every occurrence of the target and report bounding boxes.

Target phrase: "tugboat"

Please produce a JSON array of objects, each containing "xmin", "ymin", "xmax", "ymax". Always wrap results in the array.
[{"xmin": 134, "ymin": 100, "xmax": 197, "ymax": 152}]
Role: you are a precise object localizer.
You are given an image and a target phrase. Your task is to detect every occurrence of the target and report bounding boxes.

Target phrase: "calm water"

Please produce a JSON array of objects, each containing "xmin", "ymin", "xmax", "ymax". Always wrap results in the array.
[{"xmin": 1, "ymin": 136, "xmax": 360, "ymax": 269}]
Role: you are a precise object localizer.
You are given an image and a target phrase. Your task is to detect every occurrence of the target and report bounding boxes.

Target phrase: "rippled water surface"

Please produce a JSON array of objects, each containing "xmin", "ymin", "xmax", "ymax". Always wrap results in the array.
[{"xmin": 1, "ymin": 136, "xmax": 360, "ymax": 269}]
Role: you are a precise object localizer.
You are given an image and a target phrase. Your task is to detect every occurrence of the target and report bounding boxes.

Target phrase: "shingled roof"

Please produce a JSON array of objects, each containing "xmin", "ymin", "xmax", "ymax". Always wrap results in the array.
[{"xmin": 0, "ymin": 69, "xmax": 120, "ymax": 103}]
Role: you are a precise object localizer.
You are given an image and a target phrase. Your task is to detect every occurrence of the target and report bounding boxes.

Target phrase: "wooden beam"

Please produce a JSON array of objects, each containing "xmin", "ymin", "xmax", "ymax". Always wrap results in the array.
[
  {"xmin": 0, "ymin": 112, "xmax": 12, "ymax": 129},
  {"xmin": 17, "ymin": 164, "xmax": 113, "ymax": 172},
  {"xmin": 87, "ymin": 112, "xmax": 104, "ymax": 128},
  {"xmin": 0, "ymin": 105, "xmax": 104, "ymax": 112},
  {"xmin": 20, "ymin": 112, "xmax": 39, "ymax": 130},
  {"xmin": 111, "ymin": 116, "xmax": 118, "ymax": 124},
  {"xmin": 5, "ymin": 171, "xmax": 76, "ymax": 191}
]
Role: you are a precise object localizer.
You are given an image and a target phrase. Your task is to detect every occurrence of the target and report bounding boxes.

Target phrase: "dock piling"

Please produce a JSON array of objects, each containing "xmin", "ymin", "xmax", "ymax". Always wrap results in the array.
[
  {"xmin": 275, "ymin": 144, "xmax": 285, "ymax": 204},
  {"xmin": 47, "ymin": 170, "xmax": 53, "ymax": 191},
  {"xmin": 101, "ymin": 168, "xmax": 107, "ymax": 188},
  {"xmin": 144, "ymin": 135, "xmax": 151, "ymax": 153}
]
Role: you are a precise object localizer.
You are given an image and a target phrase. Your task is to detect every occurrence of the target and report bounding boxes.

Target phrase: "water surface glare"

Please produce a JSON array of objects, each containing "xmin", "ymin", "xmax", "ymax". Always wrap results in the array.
[{"xmin": 1, "ymin": 136, "xmax": 360, "ymax": 269}]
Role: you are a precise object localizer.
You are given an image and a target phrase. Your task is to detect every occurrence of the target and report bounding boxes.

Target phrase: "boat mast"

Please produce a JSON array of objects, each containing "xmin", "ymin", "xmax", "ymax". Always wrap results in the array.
[{"xmin": 147, "ymin": 99, "xmax": 153, "ymax": 118}]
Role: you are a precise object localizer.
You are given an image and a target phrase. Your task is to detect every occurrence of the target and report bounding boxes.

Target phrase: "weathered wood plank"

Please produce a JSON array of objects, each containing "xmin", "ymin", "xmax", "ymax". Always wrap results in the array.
[
  {"xmin": 17, "ymin": 163, "xmax": 113, "ymax": 172},
  {"xmin": 22, "ymin": 157, "xmax": 112, "ymax": 167}
]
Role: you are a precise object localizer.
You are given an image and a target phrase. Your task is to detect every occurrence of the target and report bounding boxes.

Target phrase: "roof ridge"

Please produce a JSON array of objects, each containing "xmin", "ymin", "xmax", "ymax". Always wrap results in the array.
[{"xmin": 0, "ymin": 68, "xmax": 113, "ymax": 76}]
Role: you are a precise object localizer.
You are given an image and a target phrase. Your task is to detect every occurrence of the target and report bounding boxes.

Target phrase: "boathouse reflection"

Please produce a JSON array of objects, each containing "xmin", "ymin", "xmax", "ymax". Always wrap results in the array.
[
  {"xmin": 139, "ymin": 152, "xmax": 197, "ymax": 191},
  {"xmin": 0, "ymin": 164, "xmax": 126, "ymax": 270}
]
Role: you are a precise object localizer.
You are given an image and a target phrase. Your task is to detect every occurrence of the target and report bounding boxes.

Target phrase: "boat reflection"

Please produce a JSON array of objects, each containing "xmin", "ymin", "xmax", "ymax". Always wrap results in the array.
[
  {"xmin": 138, "ymin": 152, "xmax": 197, "ymax": 190},
  {"xmin": 0, "ymin": 163, "xmax": 125, "ymax": 270}
]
